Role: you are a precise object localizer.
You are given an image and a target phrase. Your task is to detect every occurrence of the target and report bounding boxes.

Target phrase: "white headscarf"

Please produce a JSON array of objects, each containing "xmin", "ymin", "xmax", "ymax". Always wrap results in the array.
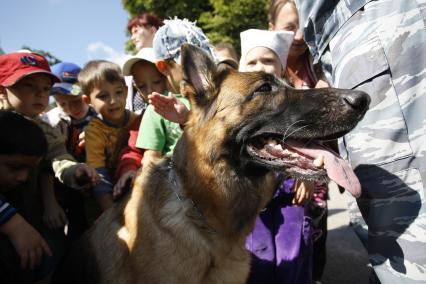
[{"xmin": 239, "ymin": 29, "xmax": 294, "ymax": 71}]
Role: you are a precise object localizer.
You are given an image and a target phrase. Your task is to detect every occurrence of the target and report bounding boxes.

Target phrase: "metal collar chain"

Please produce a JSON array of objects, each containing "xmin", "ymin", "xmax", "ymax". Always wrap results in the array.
[{"xmin": 167, "ymin": 160, "xmax": 217, "ymax": 234}]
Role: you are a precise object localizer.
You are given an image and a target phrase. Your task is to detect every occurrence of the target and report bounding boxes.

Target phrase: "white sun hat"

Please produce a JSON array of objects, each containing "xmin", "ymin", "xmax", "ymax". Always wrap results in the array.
[{"xmin": 122, "ymin": 47, "xmax": 156, "ymax": 76}]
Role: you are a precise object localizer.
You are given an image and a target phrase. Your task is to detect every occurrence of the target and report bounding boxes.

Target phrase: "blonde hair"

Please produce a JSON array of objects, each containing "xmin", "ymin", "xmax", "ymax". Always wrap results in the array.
[
  {"xmin": 78, "ymin": 60, "xmax": 125, "ymax": 96},
  {"xmin": 268, "ymin": 0, "xmax": 296, "ymax": 25}
]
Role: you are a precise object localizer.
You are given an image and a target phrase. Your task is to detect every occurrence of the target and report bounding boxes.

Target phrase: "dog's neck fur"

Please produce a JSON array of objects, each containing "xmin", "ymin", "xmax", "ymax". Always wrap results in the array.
[{"xmin": 172, "ymin": 129, "xmax": 276, "ymax": 239}]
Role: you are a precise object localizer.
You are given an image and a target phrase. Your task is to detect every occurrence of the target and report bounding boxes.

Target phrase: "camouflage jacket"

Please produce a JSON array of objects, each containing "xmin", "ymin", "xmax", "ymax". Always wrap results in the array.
[{"xmin": 297, "ymin": 0, "xmax": 426, "ymax": 282}]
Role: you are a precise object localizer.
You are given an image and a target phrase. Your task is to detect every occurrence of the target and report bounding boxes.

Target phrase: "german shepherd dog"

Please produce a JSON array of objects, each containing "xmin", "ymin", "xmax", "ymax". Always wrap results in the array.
[{"xmin": 54, "ymin": 44, "xmax": 369, "ymax": 284}]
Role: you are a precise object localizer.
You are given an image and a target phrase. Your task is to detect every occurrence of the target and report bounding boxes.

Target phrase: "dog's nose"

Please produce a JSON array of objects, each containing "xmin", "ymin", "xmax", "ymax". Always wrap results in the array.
[{"xmin": 341, "ymin": 90, "xmax": 370, "ymax": 112}]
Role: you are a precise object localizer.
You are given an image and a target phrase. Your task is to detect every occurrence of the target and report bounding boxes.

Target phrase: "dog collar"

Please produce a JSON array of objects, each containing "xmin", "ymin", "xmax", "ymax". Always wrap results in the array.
[{"xmin": 167, "ymin": 160, "xmax": 217, "ymax": 234}]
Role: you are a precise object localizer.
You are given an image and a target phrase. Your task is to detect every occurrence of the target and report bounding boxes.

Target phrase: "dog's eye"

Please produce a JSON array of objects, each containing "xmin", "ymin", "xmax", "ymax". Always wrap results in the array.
[{"xmin": 254, "ymin": 83, "xmax": 274, "ymax": 94}]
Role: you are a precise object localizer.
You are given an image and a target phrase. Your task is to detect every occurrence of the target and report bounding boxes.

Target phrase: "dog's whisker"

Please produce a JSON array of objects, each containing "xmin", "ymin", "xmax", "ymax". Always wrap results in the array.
[
  {"xmin": 282, "ymin": 120, "xmax": 305, "ymax": 141},
  {"xmin": 282, "ymin": 124, "xmax": 309, "ymax": 142}
]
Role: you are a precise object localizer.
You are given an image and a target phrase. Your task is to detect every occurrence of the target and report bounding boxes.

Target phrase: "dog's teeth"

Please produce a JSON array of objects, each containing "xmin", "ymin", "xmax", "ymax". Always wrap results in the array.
[
  {"xmin": 313, "ymin": 154, "xmax": 325, "ymax": 168},
  {"xmin": 267, "ymin": 138, "xmax": 277, "ymax": 146},
  {"xmin": 291, "ymin": 153, "xmax": 299, "ymax": 158},
  {"xmin": 273, "ymin": 144, "xmax": 283, "ymax": 151}
]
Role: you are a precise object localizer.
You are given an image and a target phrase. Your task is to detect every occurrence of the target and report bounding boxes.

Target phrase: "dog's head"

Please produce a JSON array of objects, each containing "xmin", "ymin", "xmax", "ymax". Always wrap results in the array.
[{"xmin": 180, "ymin": 44, "xmax": 370, "ymax": 197}]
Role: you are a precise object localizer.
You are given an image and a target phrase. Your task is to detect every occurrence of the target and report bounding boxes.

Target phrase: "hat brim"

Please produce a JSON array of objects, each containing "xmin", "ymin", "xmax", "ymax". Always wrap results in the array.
[
  {"xmin": 50, "ymin": 83, "xmax": 82, "ymax": 96},
  {"xmin": 3, "ymin": 70, "xmax": 61, "ymax": 87},
  {"xmin": 122, "ymin": 57, "xmax": 146, "ymax": 76},
  {"xmin": 122, "ymin": 52, "xmax": 157, "ymax": 76}
]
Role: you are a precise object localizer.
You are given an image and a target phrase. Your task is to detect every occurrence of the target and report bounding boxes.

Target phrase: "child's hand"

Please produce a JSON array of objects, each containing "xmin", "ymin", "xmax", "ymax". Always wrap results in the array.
[
  {"xmin": 113, "ymin": 170, "xmax": 136, "ymax": 200},
  {"xmin": 149, "ymin": 92, "xmax": 189, "ymax": 125},
  {"xmin": 78, "ymin": 131, "xmax": 85, "ymax": 149},
  {"xmin": 43, "ymin": 198, "xmax": 68, "ymax": 229},
  {"xmin": 292, "ymin": 179, "xmax": 314, "ymax": 205},
  {"xmin": 0, "ymin": 214, "xmax": 52, "ymax": 270},
  {"xmin": 74, "ymin": 164, "xmax": 100, "ymax": 188}
]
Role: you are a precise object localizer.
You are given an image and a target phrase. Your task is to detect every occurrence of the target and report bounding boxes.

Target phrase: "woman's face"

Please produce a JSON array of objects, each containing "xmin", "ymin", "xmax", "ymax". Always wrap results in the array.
[
  {"xmin": 270, "ymin": 2, "xmax": 307, "ymax": 59},
  {"xmin": 130, "ymin": 24, "xmax": 156, "ymax": 50}
]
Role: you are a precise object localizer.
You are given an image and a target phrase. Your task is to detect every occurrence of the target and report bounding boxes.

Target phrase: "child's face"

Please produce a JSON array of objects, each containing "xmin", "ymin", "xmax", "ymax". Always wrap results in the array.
[
  {"xmin": 164, "ymin": 61, "xmax": 183, "ymax": 94},
  {"xmin": 54, "ymin": 94, "xmax": 89, "ymax": 120},
  {"xmin": 4, "ymin": 73, "xmax": 52, "ymax": 117},
  {"xmin": 131, "ymin": 61, "xmax": 167, "ymax": 98},
  {"xmin": 243, "ymin": 47, "xmax": 283, "ymax": 77},
  {"xmin": 0, "ymin": 154, "xmax": 41, "ymax": 191},
  {"xmin": 87, "ymin": 81, "xmax": 127, "ymax": 125}
]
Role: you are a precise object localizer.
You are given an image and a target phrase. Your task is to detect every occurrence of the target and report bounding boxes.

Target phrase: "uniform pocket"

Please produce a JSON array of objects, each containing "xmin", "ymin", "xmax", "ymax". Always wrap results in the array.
[{"xmin": 331, "ymin": 34, "xmax": 413, "ymax": 167}]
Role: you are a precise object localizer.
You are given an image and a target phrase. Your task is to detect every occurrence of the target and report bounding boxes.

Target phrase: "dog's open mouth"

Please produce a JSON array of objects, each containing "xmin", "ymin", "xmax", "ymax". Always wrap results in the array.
[
  {"xmin": 247, "ymin": 137, "xmax": 327, "ymax": 178},
  {"xmin": 246, "ymin": 135, "xmax": 361, "ymax": 198}
]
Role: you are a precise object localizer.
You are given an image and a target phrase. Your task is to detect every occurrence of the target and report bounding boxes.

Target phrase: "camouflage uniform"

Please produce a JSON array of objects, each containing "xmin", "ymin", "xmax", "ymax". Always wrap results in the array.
[{"xmin": 296, "ymin": 0, "xmax": 426, "ymax": 282}]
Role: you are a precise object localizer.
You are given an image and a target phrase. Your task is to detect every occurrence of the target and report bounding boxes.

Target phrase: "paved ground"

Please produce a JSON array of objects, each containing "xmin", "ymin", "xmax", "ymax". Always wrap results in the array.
[{"xmin": 321, "ymin": 184, "xmax": 372, "ymax": 284}]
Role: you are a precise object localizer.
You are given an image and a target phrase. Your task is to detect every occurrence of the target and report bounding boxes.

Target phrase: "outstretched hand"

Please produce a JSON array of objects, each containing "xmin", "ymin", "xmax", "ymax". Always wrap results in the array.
[
  {"xmin": 74, "ymin": 164, "xmax": 100, "ymax": 188},
  {"xmin": 148, "ymin": 92, "xmax": 189, "ymax": 125},
  {"xmin": 113, "ymin": 170, "xmax": 136, "ymax": 200}
]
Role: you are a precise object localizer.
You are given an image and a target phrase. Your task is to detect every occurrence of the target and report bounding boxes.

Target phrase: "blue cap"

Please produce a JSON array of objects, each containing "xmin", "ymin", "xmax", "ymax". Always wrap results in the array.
[
  {"xmin": 153, "ymin": 18, "xmax": 217, "ymax": 65},
  {"xmin": 50, "ymin": 62, "xmax": 82, "ymax": 96}
]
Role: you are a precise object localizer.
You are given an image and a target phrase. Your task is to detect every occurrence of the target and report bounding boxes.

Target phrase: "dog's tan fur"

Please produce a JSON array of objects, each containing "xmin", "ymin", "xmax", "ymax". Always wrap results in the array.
[{"xmin": 54, "ymin": 44, "xmax": 369, "ymax": 284}]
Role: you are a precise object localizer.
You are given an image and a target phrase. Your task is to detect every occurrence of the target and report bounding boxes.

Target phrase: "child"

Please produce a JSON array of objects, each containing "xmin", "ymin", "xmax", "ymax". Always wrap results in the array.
[
  {"xmin": 0, "ymin": 111, "xmax": 51, "ymax": 283},
  {"xmin": 113, "ymin": 48, "xmax": 166, "ymax": 198},
  {"xmin": 135, "ymin": 18, "xmax": 216, "ymax": 166},
  {"xmin": 0, "ymin": 51, "xmax": 99, "ymax": 191},
  {"xmin": 239, "ymin": 29, "xmax": 316, "ymax": 284},
  {"xmin": 42, "ymin": 62, "xmax": 97, "ymax": 238},
  {"xmin": 0, "ymin": 52, "xmax": 99, "ymax": 280},
  {"xmin": 79, "ymin": 60, "xmax": 138, "ymax": 210},
  {"xmin": 44, "ymin": 62, "xmax": 96, "ymax": 162}
]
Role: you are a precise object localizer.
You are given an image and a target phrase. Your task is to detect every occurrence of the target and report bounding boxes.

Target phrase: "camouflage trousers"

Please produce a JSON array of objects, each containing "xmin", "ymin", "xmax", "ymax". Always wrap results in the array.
[{"xmin": 309, "ymin": 0, "xmax": 426, "ymax": 282}]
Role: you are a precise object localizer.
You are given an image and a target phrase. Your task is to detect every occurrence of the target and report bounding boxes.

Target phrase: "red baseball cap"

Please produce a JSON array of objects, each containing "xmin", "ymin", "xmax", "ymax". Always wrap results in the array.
[{"xmin": 0, "ymin": 51, "xmax": 60, "ymax": 87}]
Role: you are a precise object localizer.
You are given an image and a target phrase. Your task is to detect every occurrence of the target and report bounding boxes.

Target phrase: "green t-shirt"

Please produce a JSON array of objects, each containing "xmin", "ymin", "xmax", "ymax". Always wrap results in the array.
[{"xmin": 136, "ymin": 94, "xmax": 190, "ymax": 157}]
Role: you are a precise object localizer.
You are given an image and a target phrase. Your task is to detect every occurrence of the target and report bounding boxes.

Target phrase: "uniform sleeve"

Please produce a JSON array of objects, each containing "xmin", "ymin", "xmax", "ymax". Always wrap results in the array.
[
  {"xmin": 135, "ymin": 106, "xmax": 166, "ymax": 152},
  {"xmin": 85, "ymin": 120, "xmax": 107, "ymax": 169}
]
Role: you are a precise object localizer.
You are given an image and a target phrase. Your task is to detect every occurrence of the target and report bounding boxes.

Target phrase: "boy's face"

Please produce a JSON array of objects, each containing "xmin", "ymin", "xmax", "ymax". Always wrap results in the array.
[
  {"xmin": 54, "ymin": 93, "xmax": 89, "ymax": 120},
  {"xmin": 131, "ymin": 61, "xmax": 167, "ymax": 98},
  {"xmin": 2, "ymin": 73, "xmax": 52, "ymax": 118},
  {"xmin": 0, "ymin": 154, "xmax": 41, "ymax": 191},
  {"xmin": 159, "ymin": 60, "xmax": 183, "ymax": 94},
  {"xmin": 86, "ymin": 81, "xmax": 127, "ymax": 125},
  {"xmin": 243, "ymin": 47, "xmax": 283, "ymax": 77}
]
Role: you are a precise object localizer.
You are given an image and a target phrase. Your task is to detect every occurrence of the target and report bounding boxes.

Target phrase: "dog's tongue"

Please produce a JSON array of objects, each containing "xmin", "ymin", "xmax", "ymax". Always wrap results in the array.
[{"xmin": 288, "ymin": 141, "xmax": 361, "ymax": 198}]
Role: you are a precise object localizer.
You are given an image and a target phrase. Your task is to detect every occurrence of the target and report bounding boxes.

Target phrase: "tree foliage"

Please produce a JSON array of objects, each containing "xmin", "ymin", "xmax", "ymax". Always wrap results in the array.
[{"xmin": 121, "ymin": 0, "xmax": 269, "ymax": 56}]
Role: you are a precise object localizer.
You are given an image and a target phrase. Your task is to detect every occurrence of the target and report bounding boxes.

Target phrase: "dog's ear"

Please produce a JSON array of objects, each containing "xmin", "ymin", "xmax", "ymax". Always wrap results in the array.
[{"xmin": 181, "ymin": 44, "xmax": 218, "ymax": 105}]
